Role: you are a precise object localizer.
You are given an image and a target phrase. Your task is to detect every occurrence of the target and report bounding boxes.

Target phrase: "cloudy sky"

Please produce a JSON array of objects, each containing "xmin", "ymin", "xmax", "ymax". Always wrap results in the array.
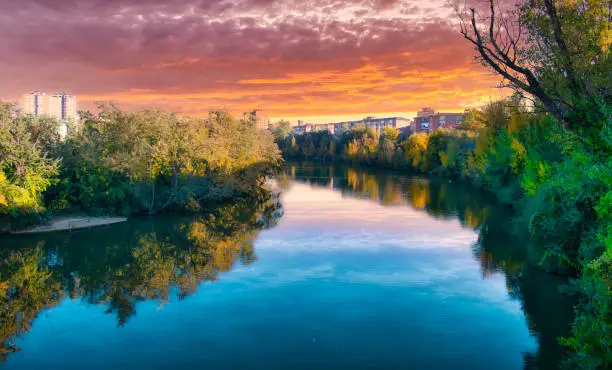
[{"xmin": 0, "ymin": 0, "xmax": 507, "ymax": 122}]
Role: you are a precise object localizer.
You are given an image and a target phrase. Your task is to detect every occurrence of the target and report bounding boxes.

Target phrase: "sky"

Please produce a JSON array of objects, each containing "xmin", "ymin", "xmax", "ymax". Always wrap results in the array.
[{"xmin": 0, "ymin": 0, "xmax": 508, "ymax": 123}]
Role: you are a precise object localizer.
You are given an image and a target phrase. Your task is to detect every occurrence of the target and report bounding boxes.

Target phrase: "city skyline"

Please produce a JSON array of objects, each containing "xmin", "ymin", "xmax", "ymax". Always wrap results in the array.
[{"xmin": 0, "ymin": 0, "xmax": 508, "ymax": 123}]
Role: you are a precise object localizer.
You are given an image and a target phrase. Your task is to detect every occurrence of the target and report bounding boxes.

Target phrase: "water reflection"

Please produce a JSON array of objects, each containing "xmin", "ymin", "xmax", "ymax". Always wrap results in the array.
[
  {"xmin": 0, "ymin": 162, "xmax": 575, "ymax": 369},
  {"xmin": 0, "ymin": 193, "xmax": 282, "ymax": 360},
  {"xmin": 280, "ymin": 162, "xmax": 575, "ymax": 370}
]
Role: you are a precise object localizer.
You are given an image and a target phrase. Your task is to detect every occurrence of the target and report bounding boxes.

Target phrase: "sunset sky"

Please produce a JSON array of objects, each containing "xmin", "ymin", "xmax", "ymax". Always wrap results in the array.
[{"xmin": 0, "ymin": 0, "xmax": 508, "ymax": 123}]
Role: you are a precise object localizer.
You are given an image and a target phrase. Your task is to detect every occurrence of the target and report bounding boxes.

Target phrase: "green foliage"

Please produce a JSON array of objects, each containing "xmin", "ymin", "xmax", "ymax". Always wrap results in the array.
[
  {"xmin": 52, "ymin": 106, "xmax": 280, "ymax": 215},
  {"xmin": 562, "ymin": 248, "xmax": 611, "ymax": 370},
  {"xmin": 272, "ymin": 120, "xmax": 293, "ymax": 141},
  {"xmin": 1, "ymin": 104, "xmax": 280, "ymax": 228},
  {"xmin": 281, "ymin": 96, "xmax": 611, "ymax": 367},
  {"xmin": 0, "ymin": 104, "xmax": 60, "ymax": 228}
]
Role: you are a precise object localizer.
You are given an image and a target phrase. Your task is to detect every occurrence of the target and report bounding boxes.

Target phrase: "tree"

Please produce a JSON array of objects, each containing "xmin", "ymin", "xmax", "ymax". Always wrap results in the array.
[
  {"xmin": 381, "ymin": 126, "xmax": 400, "ymax": 143},
  {"xmin": 457, "ymin": 0, "xmax": 611, "ymax": 142},
  {"xmin": 272, "ymin": 120, "xmax": 293, "ymax": 140},
  {"xmin": 57, "ymin": 105, "xmax": 280, "ymax": 215},
  {"xmin": 0, "ymin": 104, "xmax": 59, "ymax": 221},
  {"xmin": 403, "ymin": 133, "xmax": 429, "ymax": 170}
]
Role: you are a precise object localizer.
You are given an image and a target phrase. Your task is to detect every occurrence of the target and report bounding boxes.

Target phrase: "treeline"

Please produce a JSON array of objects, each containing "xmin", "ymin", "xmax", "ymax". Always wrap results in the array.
[
  {"xmin": 0, "ymin": 104, "xmax": 281, "ymax": 230},
  {"xmin": 279, "ymin": 96, "xmax": 611, "ymax": 368}
]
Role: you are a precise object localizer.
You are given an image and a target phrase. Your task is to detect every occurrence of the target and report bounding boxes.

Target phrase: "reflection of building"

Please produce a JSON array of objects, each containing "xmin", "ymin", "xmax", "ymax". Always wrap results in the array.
[
  {"xmin": 245, "ymin": 109, "xmax": 270, "ymax": 130},
  {"xmin": 20, "ymin": 91, "xmax": 48, "ymax": 117}
]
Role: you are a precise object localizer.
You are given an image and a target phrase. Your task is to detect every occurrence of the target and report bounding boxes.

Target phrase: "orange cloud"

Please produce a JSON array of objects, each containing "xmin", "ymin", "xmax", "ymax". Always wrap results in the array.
[{"xmin": 0, "ymin": 0, "xmax": 509, "ymax": 123}]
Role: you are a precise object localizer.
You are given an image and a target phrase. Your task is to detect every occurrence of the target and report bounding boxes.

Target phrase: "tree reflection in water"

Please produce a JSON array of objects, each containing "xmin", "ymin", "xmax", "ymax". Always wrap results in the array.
[
  {"xmin": 0, "ymin": 190, "xmax": 282, "ymax": 359},
  {"xmin": 283, "ymin": 162, "xmax": 576, "ymax": 370},
  {"xmin": 0, "ymin": 162, "xmax": 575, "ymax": 369}
]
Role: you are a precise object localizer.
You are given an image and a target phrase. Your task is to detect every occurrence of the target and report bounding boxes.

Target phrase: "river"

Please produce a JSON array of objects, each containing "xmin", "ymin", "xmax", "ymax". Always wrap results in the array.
[{"xmin": 0, "ymin": 162, "xmax": 575, "ymax": 369}]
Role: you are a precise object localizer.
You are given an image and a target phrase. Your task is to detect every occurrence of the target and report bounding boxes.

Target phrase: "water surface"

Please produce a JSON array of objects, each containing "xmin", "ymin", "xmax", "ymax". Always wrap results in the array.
[{"xmin": 0, "ymin": 162, "xmax": 574, "ymax": 369}]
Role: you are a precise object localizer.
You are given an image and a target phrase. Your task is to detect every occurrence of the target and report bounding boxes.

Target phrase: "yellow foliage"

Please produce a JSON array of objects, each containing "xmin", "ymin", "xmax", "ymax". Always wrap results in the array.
[
  {"xmin": 439, "ymin": 152, "xmax": 449, "ymax": 169},
  {"xmin": 509, "ymin": 113, "xmax": 528, "ymax": 134},
  {"xmin": 600, "ymin": 27, "xmax": 612, "ymax": 53},
  {"xmin": 510, "ymin": 138, "xmax": 527, "ymax": 174}
]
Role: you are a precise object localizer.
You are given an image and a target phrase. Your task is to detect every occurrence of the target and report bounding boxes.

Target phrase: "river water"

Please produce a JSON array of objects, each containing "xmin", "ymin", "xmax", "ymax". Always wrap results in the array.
[{"xmin": 0, "ymin": 162, "xmax": 574, "ymax": 369}]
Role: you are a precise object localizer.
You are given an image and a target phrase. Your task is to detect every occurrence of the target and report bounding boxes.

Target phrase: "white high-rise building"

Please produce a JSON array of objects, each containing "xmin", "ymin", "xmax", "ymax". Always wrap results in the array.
[
  {"xmin": 19, "ymin": 91, "xmax": 78, "ymax": 139},
  {"xmin": 20, "ymin": 91, "xmax": 49, "ymax": 117},
  {"xmin": 49, "ymin": 93, "xmax": 78, "ymax": 123}
]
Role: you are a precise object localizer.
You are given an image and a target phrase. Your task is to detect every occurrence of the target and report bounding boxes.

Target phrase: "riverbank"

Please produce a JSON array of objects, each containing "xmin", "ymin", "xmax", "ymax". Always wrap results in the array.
[
  {"xmin": 277, "ymin": 117, "xmax": 611, "ymax": 368},
  {"xmin": 9, "ymin": 216, "xmax": 128, "ymax": 235}
]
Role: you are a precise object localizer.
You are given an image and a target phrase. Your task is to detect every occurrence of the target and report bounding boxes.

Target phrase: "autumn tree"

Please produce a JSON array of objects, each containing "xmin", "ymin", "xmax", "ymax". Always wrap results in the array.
[{"xmin": 457, "ymin": 0, "xmax": 611, "ymax": 146}]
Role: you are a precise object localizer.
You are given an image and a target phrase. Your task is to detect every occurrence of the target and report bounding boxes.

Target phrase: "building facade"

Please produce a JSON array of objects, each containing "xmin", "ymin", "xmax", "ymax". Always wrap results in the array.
[
  {"xmin": 19, "ymin": 91, "xmax": 79, "ymax": 140},
  {"xmin": 332, "ymin": 116, "xmax": 411, "ymax": 135},
  {"xmin": 20, "ymin": 91, "xmax": 48, "ymax": 117},
  {"xmin": 293, "ymin": 123, "xmax": 313, "ymax": 135},
  {"xmin": 414, "ymin": 108, "xmax": 465, "ymax": 133},
  {"xmin": 246, "ymin": 109, "xmax": 270, "ymax": 130},
  {"xmin": 48, "ymin": 93, "xmax": 78, "ymax": 123},
  {"xmin": 313, "ymin": 123, "xmax": 335, "ymax": 134},
  {"xmin": 432, "ymin": 113, "xmax": 464, "ymax": 130}
]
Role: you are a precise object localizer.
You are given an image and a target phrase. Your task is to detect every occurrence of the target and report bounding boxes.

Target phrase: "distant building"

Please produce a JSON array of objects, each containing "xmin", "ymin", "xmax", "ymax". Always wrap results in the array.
[
  {"xmin": 414, "ymin": 116, "xmax": 432, "ymax": 133},
  {"xmin": 293, "ymin": 122, "xmax": 313, "ymax": 135},
  {"xmin": 432, "ymin": 113, "xmax": 464, "ymax": 130},
  {"xmin": 20, "ymin": 91, "xmax": 48, "ymax": 117},
  {"xmin": 312, "ymin": 123, "xmax": 335, "ymax": 134},
  {"xmin": 417, "ymin": 107, "xmax": 436, "ymax": 118},
  {"xmin": 332, "ymin": 116, "xmax": 412, "ymax": 135},
  {"xmin": 414, "ymin": 108, "xmax": 435, "ymax": 132},
  {"xmin": 49, "ymin": 93, "xmax": 78, "ymax": 123},
  {"xmin": 414, "ymin": 107, "xmax": 464, "ymax": 133},
  {"xmin": 246, "ymin": 109, "xmax": 270, "ymax": 130},
  {"xmin": 19, "ymin": 91, "xmax": 78, "ymax": 139}
]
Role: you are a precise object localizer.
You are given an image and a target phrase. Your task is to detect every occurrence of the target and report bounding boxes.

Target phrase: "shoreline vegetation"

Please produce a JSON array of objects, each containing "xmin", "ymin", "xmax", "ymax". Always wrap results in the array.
[
  {"xmin": 276, "ymin": 98, "xmax": 610, "ymax": 368},
  {"xmin": 0, "ymin": 104, "xmax": 281, "ymax": 232}
]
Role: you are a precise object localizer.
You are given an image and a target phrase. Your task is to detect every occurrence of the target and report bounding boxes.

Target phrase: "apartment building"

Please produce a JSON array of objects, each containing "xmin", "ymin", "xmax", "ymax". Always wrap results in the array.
[
  {"xmin": 20, "ymin": 91, "xmax": 78, "ymax": 122},
  {"xmin": 293, "ymin": 122, "xmax": 313, "ymax": 135},
  {"xmin": 20, "ymin": 91, "xmax": 48, "ymax": 117},
  {"xmin": 414, "ymin": 108, "xmax": 465, "ymax": 133},
  {"xmin": 245, "ymin": 109, "xmax": 270, "ymax": 130},
  {"xmin": 332, "ymin": 116, "xmax": 412, "ymax": 135},
  {"xmin": 20, "ymin": 91, "xmax": 79, "ymax": 139},
  {"xmin": 313, "ymin": 123, "xmax": 335, "ymax": 134},
  {"xmin": 433, "ymin": 113, "xmax": 464, "ymax": 130},
  {"xmin": 49, "ymin": 93, "xmax": 78, "ymax": 123}
]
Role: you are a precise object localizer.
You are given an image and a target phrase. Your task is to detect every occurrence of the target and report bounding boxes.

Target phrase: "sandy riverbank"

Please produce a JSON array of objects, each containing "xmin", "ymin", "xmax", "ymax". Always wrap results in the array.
[{"xmin": 10, "ymin": 216, "xmax": 128, "ymax": 235}]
